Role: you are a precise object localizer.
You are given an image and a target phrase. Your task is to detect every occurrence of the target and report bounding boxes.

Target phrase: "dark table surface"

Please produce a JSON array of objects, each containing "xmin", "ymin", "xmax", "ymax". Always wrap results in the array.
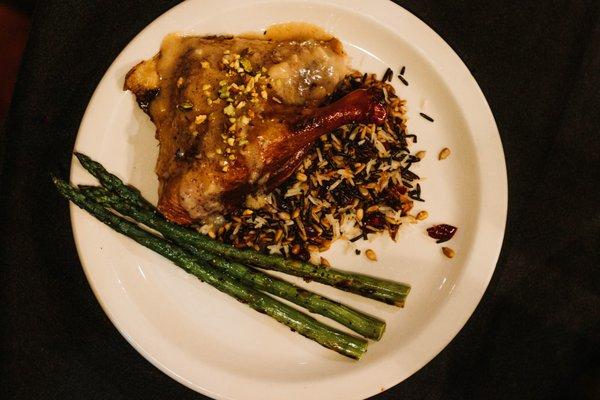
[{"xmin": 1, "ymin": 1, "xmax": 599, "ymax": 399}]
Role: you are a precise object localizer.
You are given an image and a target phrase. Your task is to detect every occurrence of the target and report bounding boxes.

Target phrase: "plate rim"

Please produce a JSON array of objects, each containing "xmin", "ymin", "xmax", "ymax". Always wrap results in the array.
[{"xmin": 69, "ymin": 0, "xmax": 508, "ymax": 398}]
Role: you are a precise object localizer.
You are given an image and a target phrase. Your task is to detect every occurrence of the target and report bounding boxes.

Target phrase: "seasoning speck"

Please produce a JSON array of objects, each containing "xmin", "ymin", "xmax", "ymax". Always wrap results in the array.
[
  {"xmin": 355, "ymin": 249, "xmax": 361, "ymax": 255},
  {"xmin": 365, "ymin": 249, "xmax": 377, "ymax": 261},
  {"xmin": 442, "ymin": 247, "xmax": 455, "ymax": 258},
  {"xmin": 438, "ymin": 147, "xmax": 451, "ymax": 160}
]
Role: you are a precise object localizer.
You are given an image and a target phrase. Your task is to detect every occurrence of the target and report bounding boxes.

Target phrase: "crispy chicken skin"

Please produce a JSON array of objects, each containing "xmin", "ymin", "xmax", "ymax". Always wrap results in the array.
[{"xmin": 125, "ymin": 33, "xmax": 385, "ymax": 224}]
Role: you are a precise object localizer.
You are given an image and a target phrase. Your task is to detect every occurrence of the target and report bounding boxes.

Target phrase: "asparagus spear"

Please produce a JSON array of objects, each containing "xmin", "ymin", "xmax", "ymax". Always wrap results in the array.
[
  {"xmin": 74, "ymin": 153, "xmax": 154, "ymax": 211},
  {"xmin": 81, "ymin": 186, "xmax": 385, "ymax": 340},
  {"xmin": 74, "ymin": 152, "xmax": 410, "ymax": 306},
  {"xmin": 54, "ymin": 177, "xmax": 368, "ymax": 359}
]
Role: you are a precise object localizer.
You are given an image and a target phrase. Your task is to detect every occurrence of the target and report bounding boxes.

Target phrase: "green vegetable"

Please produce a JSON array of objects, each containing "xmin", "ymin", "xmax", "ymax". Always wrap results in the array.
[
  {"xmin": 53, "ymin": 177, "xmax": 368, "ymax": 359},
  {"xmin": 81, "ymin": 186, "xmax": 386, "ymax": 340},
  {"xmin": 74, "ymin": 152, "xmax": 410, "ymax": 306},
  {"xmin": 74, "ymin": 153, "xmax": 154, "ymax": 211}
]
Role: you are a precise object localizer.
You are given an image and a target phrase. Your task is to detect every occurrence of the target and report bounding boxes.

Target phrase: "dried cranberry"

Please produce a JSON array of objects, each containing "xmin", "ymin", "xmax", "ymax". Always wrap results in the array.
[
  {"xmin": 427, "ymin": 224, "xmax": 457, "ymax": 243},
  {"xmin": 364, "ymin": 213, "xmax": 385, "ymax": 229},
  {"xmin": 383, "ymin": 184, "xmax": 407, "ymax": 207}
]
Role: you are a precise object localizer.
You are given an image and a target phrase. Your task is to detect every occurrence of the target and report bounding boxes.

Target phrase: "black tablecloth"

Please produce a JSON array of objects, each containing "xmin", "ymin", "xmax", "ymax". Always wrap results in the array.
[{"xmin": 1, "ymin": 1, "xmax": 599, "ymax": 399}]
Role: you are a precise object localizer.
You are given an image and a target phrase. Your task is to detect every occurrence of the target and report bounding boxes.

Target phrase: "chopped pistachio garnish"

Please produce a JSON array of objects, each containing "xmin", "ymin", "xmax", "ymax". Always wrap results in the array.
[
  {"xmin": 215, "ymin": 148, "xmax": 223, "ymax": 154},
  {"xmin": 239, "ymin": 115, "xmax": 250, "ymax": 125},
  {"xmin": 227, "ymin": 137, "xmax": 236, "ymax": 146},
  {"xmin": 245, "ymin": 78, "xmax": 255, "ymax": 92},
  {"xmin": 223, "ymin": 104, "xmax": 236, "ymax": 116},
  {"xmin": 194, "ymin": 114, "xmax": 207, "ymax": 124},
  {"xmin": 236, "ymin": 101, "xmax": 246, "ymax": 109},
  {"xmin": 260, "ymin": 90, "xmax": 268, "ymax": 99},
  {"xmin": 177, "ymin": 101, "xmax": 194, "ymax": 111},
  {"xmin": 176, "ymin": 77, "xmax": 184, "ymax": 87},
  {"xmin": 200, "ymin": 61, "xmax": 210, "ymax": 69},
  {"xmin": 202, "ymin": 83, "xmax": 211, "ymax": 90},
  {"xmin": 218, "ymin": 86, "xmax": 230, "ymax": 99},
  {"xmin": 240, "ymin": 58, "xmax": 252, "ymax": 72}
]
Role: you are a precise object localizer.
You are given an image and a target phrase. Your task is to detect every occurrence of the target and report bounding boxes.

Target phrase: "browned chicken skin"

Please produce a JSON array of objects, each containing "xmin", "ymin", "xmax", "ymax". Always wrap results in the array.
[{"xmin": 125, "ymin": 33, "xmax": 386, "ymax": 224}]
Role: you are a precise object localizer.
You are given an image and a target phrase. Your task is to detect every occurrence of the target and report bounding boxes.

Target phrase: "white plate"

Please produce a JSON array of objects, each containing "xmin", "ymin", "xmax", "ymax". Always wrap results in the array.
[{"xmin": 70, "ymin": 1, "xmax": 507, "ymax": 399}]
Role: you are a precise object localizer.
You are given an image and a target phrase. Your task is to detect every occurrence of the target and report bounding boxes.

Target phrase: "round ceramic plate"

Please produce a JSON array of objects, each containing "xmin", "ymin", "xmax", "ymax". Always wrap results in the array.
[{"xmin": 70, "ymin": 0, "xmax": 507, "ymax": 399}]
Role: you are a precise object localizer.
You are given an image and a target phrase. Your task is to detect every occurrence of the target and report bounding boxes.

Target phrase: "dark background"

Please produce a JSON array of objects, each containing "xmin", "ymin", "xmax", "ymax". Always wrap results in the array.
[{"xmin": 1, "ymin": 1, "xmax": 599, "ymax": 399}]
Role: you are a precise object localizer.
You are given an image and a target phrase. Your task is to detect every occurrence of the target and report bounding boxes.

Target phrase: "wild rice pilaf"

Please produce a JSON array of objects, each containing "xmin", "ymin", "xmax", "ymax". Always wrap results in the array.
[{"xmin": 199, "ymin": 72, "xmax": 423, "ymax": 263}]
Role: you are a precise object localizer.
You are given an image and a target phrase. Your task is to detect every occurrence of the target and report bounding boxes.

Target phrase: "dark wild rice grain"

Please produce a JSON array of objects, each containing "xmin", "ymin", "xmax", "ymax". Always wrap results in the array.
[
  {"xmin": 397, "ymin": 74, "xmax": 409, "ymax": 86},
  {"xmin": 419, "ymin": 112, "xmax": 434, "ymax": 122},
  {"xmin": 382, "ymin": 67, "xmax": 394, "ymax": 82}
]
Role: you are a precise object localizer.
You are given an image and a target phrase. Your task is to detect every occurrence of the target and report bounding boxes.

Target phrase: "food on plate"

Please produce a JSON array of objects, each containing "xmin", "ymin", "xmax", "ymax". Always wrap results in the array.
[
  {"xmin": 54, "ymin": 177, "xmax": 367, "ymax": 358},
  {"xmin": 426, "ymin": 223, "xmax": 457, "ymax": 244},
  {"xmin": 438, "ymin": 147, "xmax": 451, "ymax": 160},
  {"xmin": 442, "ymin": 246, "xmax": 456, "ymax": 259},
  {"xmin": 74, "ymin": 153, "xmax": 410, "ymax": 308},
  {"xmin": 213, "ymin": 73, "xmax": 421, "ymax": 259},
  {"xmin": 125, "ymin": 32, "xmax": 384, "ymax": 225},
  {"xmin": 55, "ymin": 26, "xmax": 447, "ymax": 360},
  {"xmin": 54, "ymin": 153, "xmax": 412, "ymax": 358},
  {"xmin": 125, "ymin": 28, "xmax": 424, "ymax": 261}
]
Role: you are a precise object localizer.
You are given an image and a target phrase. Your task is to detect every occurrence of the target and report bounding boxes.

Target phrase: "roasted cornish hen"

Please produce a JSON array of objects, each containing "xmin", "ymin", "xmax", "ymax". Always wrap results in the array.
[{"xmin": 125, "ymin": 32, "xmax": 386, "ymax": 224}]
